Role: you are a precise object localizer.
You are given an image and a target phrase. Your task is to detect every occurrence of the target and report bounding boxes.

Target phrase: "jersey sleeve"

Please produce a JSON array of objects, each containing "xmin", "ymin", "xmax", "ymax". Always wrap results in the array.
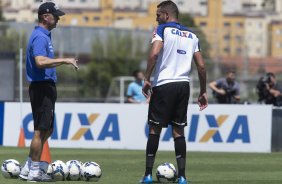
[
  {"xmin": 194, "ymin": 36, "xmax": 200, "ymax": 53},
  {"xmin": 32, "ymin": 36, "xmax": 48, "ymax": 57},
  {"xmin": 127, "ymin": 83, "xmax": 134, "ymax": 97},
  {"xmin": 215, "ymin": 78, "xmax": 224, "ymax": 87},
  {"xmin": 151, "ymin": 25, "xmax": 165, "ymax": 43}
]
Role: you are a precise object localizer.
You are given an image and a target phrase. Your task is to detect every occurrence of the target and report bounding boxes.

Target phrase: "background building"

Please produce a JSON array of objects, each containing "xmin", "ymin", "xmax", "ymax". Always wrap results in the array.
[
  {"xmin": 2, "ymin": 0, "xmax": 282, "ymax": 59},
  {"xmin": 269, "ymin": 21, "xmax": 282, "ymax": 58}
]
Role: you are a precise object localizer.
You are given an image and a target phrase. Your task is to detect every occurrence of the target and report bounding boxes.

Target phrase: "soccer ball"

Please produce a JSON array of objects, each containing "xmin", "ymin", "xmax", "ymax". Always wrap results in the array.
[
  {"xmin": 156, "ymin": 163, "xmax": 177, "ymax": 183},
  {"xmin": 66, "ymin": 160, "xmax": 82, "ymax": 169},
  {"xmin": 80, "ymin": 161, "xmax": 102, "ymax": 182},
  {"xmin": 66, "ymin": 160, "xmax": 82, "ymax": 181},
  {"xmin": 51, "ymin": 160, "xmax": 69, "ymax": 181},
  {"xmin": 1, "ymin": 159, "xmax": 21, "ymax": 179},
  {"xmin": 46, "ymin": 164, "xmax": 53, "ymax": 178}
]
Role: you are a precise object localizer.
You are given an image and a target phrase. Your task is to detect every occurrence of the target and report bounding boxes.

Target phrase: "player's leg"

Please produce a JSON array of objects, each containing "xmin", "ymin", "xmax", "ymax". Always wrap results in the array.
[
  {"xmin": 24, "ymin": 82, "xmax": 54, "ymax": 182},
  {"xmin": 29, "ymin": 130, "xmax": 47, "ymax": 161},
  {"xmin": 171, "ymin": 82, "xmax": 189, "ymax": 184},
  {"xmin": 20, "ymin": 127, "xmax": 52, "ymax": 180},
  {"xmin": 141, "ymin": 84, "xmax": 172, "ymax": 183},
  {"xmin": 19, "ymin": 130, "xmax": 47, "ymax": 180},
  {"xmin": 28, "ymin": 116, "xmax": 53, "ymax": 182},
  {"xmin": 172, "ymin": 126, "xmax": 186, "ymax": 179},
  {"xmin": 20, "ymin": 83, "xmax": 40, "ymax": 180},
  {"xmin": 42, "ymin": 83, "xmax": 56, "ymax": 145},
  {"xmin": 28, "ymin": 130, "xmax": 50, "ymax": 179},
  {"xmin": 145, "ymin": 125, "xmax": 162, "ymax": 176},
  {"xmin": 140, "ymin": 125, "xmax": 162, "ymax": 183}
]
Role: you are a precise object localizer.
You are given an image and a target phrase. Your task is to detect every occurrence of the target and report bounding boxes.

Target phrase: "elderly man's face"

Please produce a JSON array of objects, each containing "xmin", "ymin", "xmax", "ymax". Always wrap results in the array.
[{"xmin": 43, "ymin": 13, "xmax": 60, "ymax": 30}]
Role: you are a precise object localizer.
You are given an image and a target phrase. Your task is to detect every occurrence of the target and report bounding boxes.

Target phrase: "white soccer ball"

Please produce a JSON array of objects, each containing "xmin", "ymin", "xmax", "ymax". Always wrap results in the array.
[
  {"xmin": 80, "ymin": 161, "xmax": 102, "ymax": 182},
  {"xmin": 51, "ymin": 160, "xmax": 69, "ymax": 181},
  {"xmin": 66, "ymin": 160, "xmax": 82, "ymax": 181},
  {"xmin": 156, "ymin": 162, "xmax": 177, "ymax": 183},
  {"xmin": 46, "ymin": 164, "xmax": 53, "ymax": 178},
  {"xmin": 66, "ymin": 160, "xmax": 82, "ymax": 168},
  {"xmin": 1, "ymin": 159, "xmax": 21, "ymax": 179}
]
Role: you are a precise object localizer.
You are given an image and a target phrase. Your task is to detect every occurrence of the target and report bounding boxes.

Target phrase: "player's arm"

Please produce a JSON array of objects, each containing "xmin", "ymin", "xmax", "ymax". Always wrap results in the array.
[
  {"xmin": 127, "ymin": 97, "xmax": 135, "ymax": 103},
  {"xmin": 32, "ymin": 36, "xmax": 79, "ymax": 70},
  {"xmin": 127, "ymin": 84, "xmax": 139, "ymax": 103},
  {"xmin": 142, "ymin": 40, "xmax": 163, "ymax": 98},
  {"xmin": 269, "ymin": 88, "xmax": 281, "ymax": 97},
  {"xmin": 193, "ymin": 51, "xmax": 208, "ymax": 110},
  {"xmin": 127, "ymin": 97, "xmax": 138, "ymax": 103},
  {"xmin": 209, "ymin": 80, "xmax": 226, "ymax": 95},
  {"xmin": 35, "ymin": 56, "xmax": 79, "ymax": 70},
  {"xmin": 233, "ymin": 95, "xmax": 240, "ymax": 101},
  {"xmin": 209, "ymin": 81, "xmax": 220, "ymax": 93},
  {"xmin": 233, "ymin": 87, "xmax": 240, "ymax": 102},
  {"xmin": 144, "ymin": 40, "xmax": 163, "ymax": 81}
]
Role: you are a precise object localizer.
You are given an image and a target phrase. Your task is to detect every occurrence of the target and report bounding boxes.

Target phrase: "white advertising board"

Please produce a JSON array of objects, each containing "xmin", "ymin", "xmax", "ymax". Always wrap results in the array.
[{"xmin": 3, "ymin": 103, "xmax": 272, "ymax": 152}]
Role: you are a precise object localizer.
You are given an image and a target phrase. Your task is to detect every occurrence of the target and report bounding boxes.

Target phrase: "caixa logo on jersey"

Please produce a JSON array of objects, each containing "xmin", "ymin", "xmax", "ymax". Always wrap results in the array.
[
  {"xmin": 145, "ymin": 114, "xmax": 250, "ymax": 143},
  {"xmin": 22, "ymin": 113, "xmax": 120, "ymax": 141}
]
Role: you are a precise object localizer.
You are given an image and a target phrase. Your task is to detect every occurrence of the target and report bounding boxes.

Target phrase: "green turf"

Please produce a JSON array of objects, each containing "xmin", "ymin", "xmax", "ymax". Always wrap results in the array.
[{"xmin": 0, "ymin": 147, "xmax": 282, "ymax": 184}]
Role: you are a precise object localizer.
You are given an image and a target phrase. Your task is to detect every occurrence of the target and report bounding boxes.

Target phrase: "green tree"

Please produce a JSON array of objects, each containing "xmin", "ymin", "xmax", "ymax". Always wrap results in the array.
[
  {"xmin": 0, "ymin": 0, "xmax": 4, "ymax": 21},
  {"xmin": 0, "ymin": 10, "xmax": 3, "ymax": 22},
  {"xmin": 80, "ymin": 31, "xmax": 148, "ymax": 99},
  {"xmin": 179, "ymin": 13, "xmax": 210, "ymax": 59},
  {"xmin": 0, "ymin": 29, "xmax": 26, "ymax": 53}
]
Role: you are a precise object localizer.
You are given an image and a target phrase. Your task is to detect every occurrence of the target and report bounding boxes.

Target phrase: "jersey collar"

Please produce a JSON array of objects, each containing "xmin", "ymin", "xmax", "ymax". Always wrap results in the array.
[{"xmin": 35, "ymin": 26, "xmax": 51, "ymax": 37}]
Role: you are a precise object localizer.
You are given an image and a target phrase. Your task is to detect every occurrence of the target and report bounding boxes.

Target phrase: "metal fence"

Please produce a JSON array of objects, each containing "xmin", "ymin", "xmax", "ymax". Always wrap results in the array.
[{"xmin": 1, "ymin": 22, "xmax": 282, "ymax": 103}]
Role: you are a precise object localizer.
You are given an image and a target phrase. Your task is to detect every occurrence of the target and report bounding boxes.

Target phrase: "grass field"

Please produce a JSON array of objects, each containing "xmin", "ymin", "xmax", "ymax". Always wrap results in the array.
[{"xmin": 0, "ymin": 147, "xmax": 282, "ymax": 184}]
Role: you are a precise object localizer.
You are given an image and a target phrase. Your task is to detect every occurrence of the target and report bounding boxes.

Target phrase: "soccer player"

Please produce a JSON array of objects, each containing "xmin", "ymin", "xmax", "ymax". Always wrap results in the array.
[
  {"xmin": 140, "ymin": 1, "xmax": 208, "ymax": 184},
  {"xmin": 19, "ymin": 2, "xmax": 78, "ymax": 182}
]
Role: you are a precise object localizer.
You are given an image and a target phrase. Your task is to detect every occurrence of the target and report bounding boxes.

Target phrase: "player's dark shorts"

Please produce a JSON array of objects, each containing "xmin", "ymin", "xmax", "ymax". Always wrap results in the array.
[
  {"xmin": 148, "ymin": 81, "xmax": 190, "ymax": 127},
  {"xmin": 29, "ymin": 81, "xmax": 57, "ymax": 131}
]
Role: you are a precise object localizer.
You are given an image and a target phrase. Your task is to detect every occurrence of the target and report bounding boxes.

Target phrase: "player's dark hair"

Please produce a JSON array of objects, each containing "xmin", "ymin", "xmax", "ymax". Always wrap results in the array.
[
  {"xmin": 225, "ymin": 69, "xmax": 236, "ymax": 74},
  {"xmin": 157, "ymin": 0, "xmax": 179, "ymax": 19},
  {"xmin": 266, "ymin": 72, "xmax": 275, "ymax": 78},
  {"xmin": 38, "ymin": 14, "xmax": 44, "ymax": 23},
  {"xmin": 132, "ymin": 70, "xmax": 141, "ymax": 78}
]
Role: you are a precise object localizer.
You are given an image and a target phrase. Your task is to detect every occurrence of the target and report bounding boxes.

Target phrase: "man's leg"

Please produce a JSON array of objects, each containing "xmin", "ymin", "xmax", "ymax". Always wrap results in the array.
[
  {"xmin": 19, "ymin": 130, "xmax": 48, "ymax": 180},
  {"xmin": 145, "ymin": 125, "xmax": 162, "ymax": 176},
  {"xmin": 39, "ymin": 129, "xmax": 54, "ymax": 172},
  {"xmin": 172, "ymin": 126, "xmax": 186, "ymax": 179},
  {"xmin": 30, "ymin": 130, "xmax": 46, "ymax": 161},
  {"xmin": 27, "ymin": 129, "xmax": 54, "ymax": 182},
  {"xmin": 28, "ymin": 130, "xmax": 49, "ymax": 178}
]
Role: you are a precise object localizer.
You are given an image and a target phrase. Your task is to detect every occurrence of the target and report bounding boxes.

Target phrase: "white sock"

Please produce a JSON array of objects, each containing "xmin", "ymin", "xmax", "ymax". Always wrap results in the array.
[
  {"xmin": 29, "ymin": 161, "xmax": 40, "ymax": 176},
  {"xmin": 23, "ymin": 157, "xmax": 31, "ymax": 171},
  {"xmin": 40, "ymin": 161, "xmax": 49, "ymax": 173}
]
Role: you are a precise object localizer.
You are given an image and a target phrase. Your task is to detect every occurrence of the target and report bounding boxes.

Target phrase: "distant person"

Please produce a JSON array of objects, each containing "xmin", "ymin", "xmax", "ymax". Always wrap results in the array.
[
  {"xmin": 127, "ymin": 70, "xmax": 147, "ymax": 103},
  {"xmin": 257, "ymin": 72, "xmax": 282, "ymax": 106},
  {"xmin": 140, "ymin": 1, "xmax": 208, "ymax": 184},
  {"xmin": 209, "ymin": 70, "xmax": 240, "ymax": 104},
  {"xmin": 19, "ymin": 2, "xmax": 78, "ymax": 182}
]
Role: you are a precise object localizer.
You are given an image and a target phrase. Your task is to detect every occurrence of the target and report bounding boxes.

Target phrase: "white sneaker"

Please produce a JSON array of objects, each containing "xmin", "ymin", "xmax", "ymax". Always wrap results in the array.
[
  {"xmin": 19, "ymin": 166, "xmax": 29, "ymax": 180},
  {"xmin": 27, "ymin": 169, "xmax": 53, "ymax": 182}
]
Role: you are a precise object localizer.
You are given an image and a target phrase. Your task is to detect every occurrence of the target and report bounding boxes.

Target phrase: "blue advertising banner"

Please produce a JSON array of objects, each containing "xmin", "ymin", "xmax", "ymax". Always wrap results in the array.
[
  {"xmin": 0, "ymin": 102, "xmax": 4, "ymax": 145},
  {"xmin": 2, "ymin": 103, "xmax": 273, "ymax": 152}
]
